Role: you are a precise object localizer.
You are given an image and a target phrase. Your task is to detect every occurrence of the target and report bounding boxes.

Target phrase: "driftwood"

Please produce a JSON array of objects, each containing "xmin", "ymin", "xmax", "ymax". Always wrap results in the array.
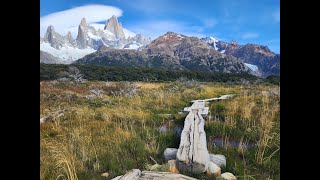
[
  {"xmin": 176, "ymin": 95, "xmax": 235, "ymax": 174},
  {"xmin": 176, "ymin": 107, "xmax": 210, "ymax": 173}
]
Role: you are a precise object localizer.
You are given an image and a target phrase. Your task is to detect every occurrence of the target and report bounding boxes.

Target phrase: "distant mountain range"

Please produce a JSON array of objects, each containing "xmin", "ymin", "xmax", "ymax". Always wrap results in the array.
[
  {"xmin": 40, "ymin": 15, "xmax": 280, "ymax": 77},
  {"xmin": 200, "ymin": 37, "xmax": 280, "ymax": 77},
  {"xmin": 40, "ymin": 15, "xmax": 152, "ymax": 64},
  {"xmin": 74, "ymin": 32, "xmax": 252, "ymax": 74}
]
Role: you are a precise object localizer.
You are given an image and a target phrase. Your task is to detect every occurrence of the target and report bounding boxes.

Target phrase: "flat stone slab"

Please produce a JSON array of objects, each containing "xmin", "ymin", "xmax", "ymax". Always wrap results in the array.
[{"xmin": 112, "ymin": 169, "xmax": 198, "ymax": 180}]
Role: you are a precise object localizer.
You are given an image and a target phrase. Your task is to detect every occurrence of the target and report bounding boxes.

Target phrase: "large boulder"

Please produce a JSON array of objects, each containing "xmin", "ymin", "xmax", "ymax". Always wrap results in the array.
[
  {"xmin": 111, "ymin": 169, "xmax": 141, "ymax": 180},
  {"xmin": 207, "ymin": 162, "xmax": 221, "ymax": 177},
  {"xmin": 176, "ymin": 160, "xmax": 206, "ymax": 174},
  {"xmin": 209, "ymin": 154, "xmax": 226, "ymax": 167},
  {"xmin": 164, "ymin": 148, "xmax": 178, "ymax": 161}
]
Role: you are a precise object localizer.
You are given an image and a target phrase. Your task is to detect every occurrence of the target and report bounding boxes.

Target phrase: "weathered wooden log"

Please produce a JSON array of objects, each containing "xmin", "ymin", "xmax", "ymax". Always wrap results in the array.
[{"xmin": 176, "ymin": 109, "xmax": 210, "ymax": 174}]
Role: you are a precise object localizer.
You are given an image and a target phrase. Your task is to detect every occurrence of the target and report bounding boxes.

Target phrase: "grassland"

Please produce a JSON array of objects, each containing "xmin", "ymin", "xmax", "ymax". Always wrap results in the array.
[{"xmin": 40, "ymin": 80, "xmax": 280, "ymax": 180}]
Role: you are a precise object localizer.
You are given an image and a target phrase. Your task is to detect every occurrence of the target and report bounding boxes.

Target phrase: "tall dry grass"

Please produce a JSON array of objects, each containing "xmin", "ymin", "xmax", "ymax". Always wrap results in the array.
[{"xmin": 40, "ymin": 81, "xmax": 280, "ymax": 179}]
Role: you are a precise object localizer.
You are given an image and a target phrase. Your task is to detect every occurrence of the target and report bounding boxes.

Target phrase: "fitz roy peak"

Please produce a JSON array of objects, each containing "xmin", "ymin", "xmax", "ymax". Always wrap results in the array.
[
  {"xmin": 104, "ymin": 15, "xmax": 126, "ymax": 39},
  {"xmin": 40, "ymin": 15, "xmax": 152, "ymax": 64}
]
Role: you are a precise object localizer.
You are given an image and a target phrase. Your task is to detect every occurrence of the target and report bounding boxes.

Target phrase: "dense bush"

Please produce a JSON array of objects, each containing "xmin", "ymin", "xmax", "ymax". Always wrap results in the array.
[
  {"xmin": 266, "ymin": 75, "xmax": 280, "ymax": 85},
  {"xmin": 40, "ymin": 64, "xmax": 260, "ymax": 83}
]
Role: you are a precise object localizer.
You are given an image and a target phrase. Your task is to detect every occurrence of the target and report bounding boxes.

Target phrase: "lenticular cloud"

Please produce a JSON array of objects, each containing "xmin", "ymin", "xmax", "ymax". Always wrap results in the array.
[{"xmin": 40, "ymin": 4, "xmax": 123, "ymax": 37}]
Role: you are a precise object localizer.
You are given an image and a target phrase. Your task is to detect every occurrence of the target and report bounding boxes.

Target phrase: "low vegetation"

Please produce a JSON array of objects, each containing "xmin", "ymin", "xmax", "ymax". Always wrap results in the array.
[
  {"xmin": 40, "ymin": 79, "xmax": 280, "ymax": 179},
  {"xmin": 40, "ymin": 64, "xmax": 265, "ymax": 84}
]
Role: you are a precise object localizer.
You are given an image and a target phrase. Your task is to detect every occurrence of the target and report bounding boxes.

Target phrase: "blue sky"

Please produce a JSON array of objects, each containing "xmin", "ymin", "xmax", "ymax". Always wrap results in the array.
[{"xmin": 40, "ymin": 0, "xmax": 280, "ymax": 53}]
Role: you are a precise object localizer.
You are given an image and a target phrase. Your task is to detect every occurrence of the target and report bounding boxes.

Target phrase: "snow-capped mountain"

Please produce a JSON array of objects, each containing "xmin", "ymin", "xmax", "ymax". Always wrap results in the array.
[
  {"xmin": 200, "ymin": 37, "xmax": 280, "ymax": 77},
  {"xmin": 75, "ymin": 32, "xmax": 253, "ymax": 75},
  {"xmin": 40, "ymin": 15, "xmax": 152, "ymax": 64},
  {"xmin": 201, "ymin": 37, "xmax": 220, "ymax": 51}
]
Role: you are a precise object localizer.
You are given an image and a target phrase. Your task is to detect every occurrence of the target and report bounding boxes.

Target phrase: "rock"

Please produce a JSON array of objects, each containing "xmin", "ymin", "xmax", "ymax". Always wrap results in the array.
[
  {"xmin": 207, "ymin": 162, "xmax": 221, "ymax": 177},
  {"xmin": 65, "ymin": 31, "xmax": 76, "ymax": 46},
  {"xmin": 112, "ymin": 169, "xmax": 198, "ymax": 179},
  {"xmin": 164, "ymin": 148, "xmax": 178, "ymax": 161},
  {"xmin": 101, "ymin": 172, "xmax": 109, "ymax": 178},
  {"xmin": 219, "ymin": 172, "xmax": 237, "ymax": 180},
  {"xmin": 114, "ymin": 169, "xmax": 141, "ymax": 180},
  {"xmin": 176, "ymin": 110, "xmax": 210, "ymax": 174},
  {"xmin": 176, "ymin": 160, "xmax": 206, "ymax": 174},
  {"xmin": 168, "ymin": 160, "xmax": 179, "ymax": 173},
  {"xmin": 209, "ymin": 154, "xmax": 226, "ymax": 167}
]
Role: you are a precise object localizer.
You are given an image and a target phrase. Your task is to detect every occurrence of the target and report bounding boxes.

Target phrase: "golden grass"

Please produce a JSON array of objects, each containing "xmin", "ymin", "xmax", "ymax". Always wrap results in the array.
[{"xmin": 40, "ymin": 81, "xmax": 280, "ymax": 179}]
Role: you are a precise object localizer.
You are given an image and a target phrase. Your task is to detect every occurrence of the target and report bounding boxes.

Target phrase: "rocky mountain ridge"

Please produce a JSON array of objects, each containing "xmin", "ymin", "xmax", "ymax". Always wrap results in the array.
[
  {"xmin": 40, "ymin": 15, "xmax": 152, "ymax": 64},
  {"xmin": 200, "ymin": 38, "xmax": 280, "ymax": 77},
  {"xmin": 75, "ymin": 32, "xmax": 253, "ymax": 74}
]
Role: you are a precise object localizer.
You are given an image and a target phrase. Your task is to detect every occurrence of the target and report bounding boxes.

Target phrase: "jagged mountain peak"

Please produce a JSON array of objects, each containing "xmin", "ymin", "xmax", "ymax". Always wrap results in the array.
[
  {"xmin": 80, "ymin": 17, "xmax": 88, "ymax": 27},
  {"xmin": 230, "ymin": 40, "xmax": 239, "ymax": 46},
  {"xmin": 66, "ymin": 31, "xmax": 72, "ymax": 38},
  {"xmin": 43, "ymin": 24, "xmax": 66, "ymax": 49},
  {"xmin": 47, "ymin": 25, "xmax": 54, "ymax": 31},
  {"xmin": 149, "ymin": 32, "xmax": 186, "ymax": 47},
  {"xmin": 209, "ymin": 37, "xmax": 218, "ymax": 41},
  {"xmin": 104, "ymin": 15, "xmax": 125, "ymax": 39},
  {"xmin": 40, "ymin": 16, "xmax": 154, "ymax": 64}
]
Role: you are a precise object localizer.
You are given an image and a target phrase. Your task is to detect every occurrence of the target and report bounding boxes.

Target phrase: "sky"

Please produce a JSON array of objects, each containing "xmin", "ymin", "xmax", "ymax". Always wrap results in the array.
[{"xmin": 40, "ymin": 0, "xmax": 280, "ymax": 53}]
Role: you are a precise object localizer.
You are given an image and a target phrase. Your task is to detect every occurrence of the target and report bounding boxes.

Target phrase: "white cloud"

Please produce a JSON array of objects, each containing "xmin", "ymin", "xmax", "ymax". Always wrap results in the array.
[
  {"xmin": 40, "ymin": 4, "xmax": 123, "ymax": 37},
  {"xmin": 242, "ymin": 33, "xmax": 259, "ymax": 39},
  {"xmin": 273, "ymin": 9, "xmax": 280, "ymax": 23}
]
